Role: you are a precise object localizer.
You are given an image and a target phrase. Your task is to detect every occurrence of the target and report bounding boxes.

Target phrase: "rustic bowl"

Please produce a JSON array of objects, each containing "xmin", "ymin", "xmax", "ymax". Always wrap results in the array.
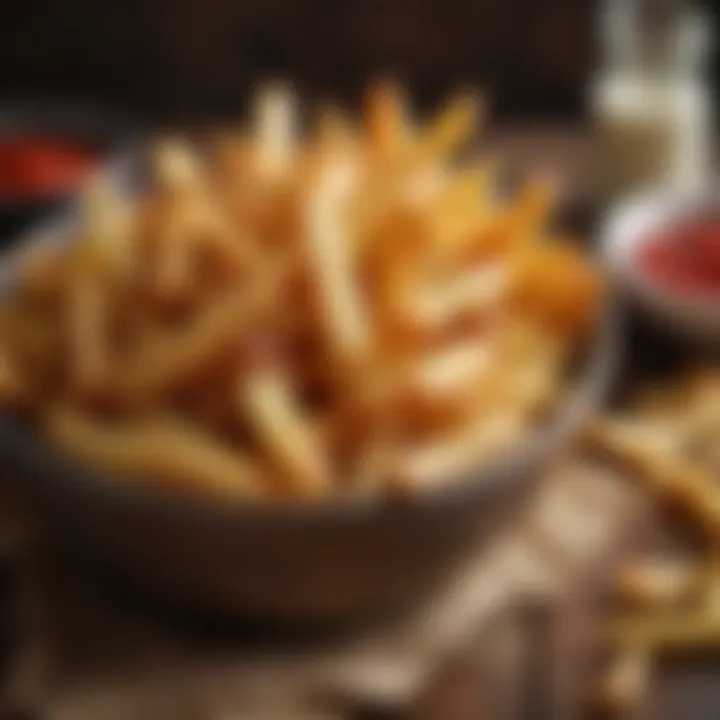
[{"xmin": 0, "ymin": 200, "xmax": 620, "ymax": 624}]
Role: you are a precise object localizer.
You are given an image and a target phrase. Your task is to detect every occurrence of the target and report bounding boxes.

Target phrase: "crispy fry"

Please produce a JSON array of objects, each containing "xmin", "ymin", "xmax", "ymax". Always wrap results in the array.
[
  {"xmin": 406, "ymin": 263, "xmax": 513, "ymax": 336},
  {"xmin": 586, "ymin": 419, "xmax": 720, "ymax": 533},
  {"xmin": 511, "ymin": 242, "xmax": 602, "ymax": 335},
  {"xmin": 431, "ymin": 160, "xmax": 495, "ymax": 252},
  {"xmin": 118, "ymin": 280, "xmax": 273, "ymax": 397},
  {"xmin": 155, "ymin": 205, "xmax": 195, "ymax": 303},
  {"xmin": 350, "ymin": 91, "xmax": 482, "ymax": 238},
  {"xmin": 45, "ymin": 405, "xmax": 263, "ymax": 498},
  {"xmin": 65, "ymin": 269, "xmax": 109, "ymax": 395},
  {"xmin": 153, "ymin": 137, "xmax": 205, "ymax": 193},
  {"xmin": 81, "ymin": 178, "xmax": 135, "ymax": 275},
  {"xmin": 614, "ymin": 560, "xmax": 703, "ymax": 608},
  {"xmin": 407, "ymin": 339, "xmax": 495, "ymax": 400},
  {"xmin": 390, "ymin": 339, "xmax": 502, "ymax": 436},
  {"xmin": 606, "ymin": 611, "xmax": 720, "ymax": 651},
  {"xmin": 239, "ymin": 366, "xmax": 330, "ymax": 496},
  {"xmin": 416, "ymin": 91, "xmax": 483, "ymax": 164},
  {"xmin": 252, "ymin": 82, "xmax": 298, "ymax": 180},
  {"xmin": 0, "ymin": 348, "xmax": 28, "ymax": 407},
  {"xmin": 391, "ymin": 411, "xmax": 524, "ymax": 491},
  {"xmin": 598, "ymin": 649, "xmax": 652, "ymax": 711},
  {"xmin": 17, "ymin": 243, "xmax": 66, "ymax": 299},
  {"xmin": 364, "ymin": 81, "xmax": 410, "ymax": 161},
  {"xmin": 306, "ymin": 160, "xmax": 371, "ymax": 366},
  {"xmin": 509, "ymin": 177, "xmax": 555, "ymax": 247},
  {"xmin": 349, "ymin": 431, "xmax": 397, "ymax": 496},
  {"xmin": 596, "ymin": 370, "xmax": 720, "ymax": 696}
]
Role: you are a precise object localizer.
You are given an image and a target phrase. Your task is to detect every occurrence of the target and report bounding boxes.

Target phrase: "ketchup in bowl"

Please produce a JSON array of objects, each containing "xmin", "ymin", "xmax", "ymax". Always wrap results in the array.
[
  {"xmin": 0, "ymin": 135, "xmax": 96, "ymax": 201},
  {"xmin": 635, "ymin": 216, "xmax": 720, "ymax": 296}
]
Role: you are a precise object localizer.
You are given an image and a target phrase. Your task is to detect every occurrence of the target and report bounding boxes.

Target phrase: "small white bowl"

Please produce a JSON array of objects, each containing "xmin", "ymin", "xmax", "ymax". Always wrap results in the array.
[{"xmin": 601, "ymin": 188, "xmax": 720, "ymax": 344}]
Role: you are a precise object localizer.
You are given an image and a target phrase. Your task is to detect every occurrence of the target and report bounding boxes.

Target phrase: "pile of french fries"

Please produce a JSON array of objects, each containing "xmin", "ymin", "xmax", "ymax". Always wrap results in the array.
[
  {"xmin": 0, "ymin": 83, "xmax": 601, "ymax": 500},
  {"xmin": 588, "ymin": 369, "xmax": 720, "ymax": 710}
]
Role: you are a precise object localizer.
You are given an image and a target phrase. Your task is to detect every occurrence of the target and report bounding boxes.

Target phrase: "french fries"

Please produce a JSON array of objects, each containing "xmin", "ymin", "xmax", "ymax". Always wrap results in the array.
[
  {"xmin": 46, "ymin": 405, "xmax": 263, "ymax": 498},
  {"xmin": 118, "ymin": 279, "xmax": 274, "ymax": 398},
  {"xmin": 613, "ymin": 559, "xmax": 703, "ymax": 608},
  {"xmin": 252, "ymin": 82, "xmax": 298, "ymax": 180},
  {"xmin": 595, "ymin": 369, "xmax": 720, "ymax": 709},
  {"xmin": 586, "ymin": 417, "xmax": 720, "ymax": 533},
  {"xmin": 390, "ymin": 411, "xmax": 525, "ymax": 491},
  {"xmin": 364, "ymin": 81, "xmax": 411, "ymax": 162},
  {"xmin": 65, "ymin": 269, "xmax": 109, "ymax": 395},
  {"xmin": 305, "ymin": 158, "xmax": 371, "ymax": 368},
  {"xmin": 598, "ymin": 649, "xmax": 652, "ymax": 712},
  {"xmin": 0, "ymin": 83, "xmax": 601, "ymax": 500},
  {"xmin": 239, "ymin": 365, "xmax": 330, "ymax": 496}
]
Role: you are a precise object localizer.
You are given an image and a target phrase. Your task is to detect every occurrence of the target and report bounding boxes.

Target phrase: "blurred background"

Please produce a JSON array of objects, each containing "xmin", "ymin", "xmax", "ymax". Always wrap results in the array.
[{"xmin": 3, "ymin": 0, "xmax": 713, "ymax": 124}]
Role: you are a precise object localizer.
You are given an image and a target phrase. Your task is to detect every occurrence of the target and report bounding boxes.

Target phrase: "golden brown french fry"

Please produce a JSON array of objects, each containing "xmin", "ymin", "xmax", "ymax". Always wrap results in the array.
[
  {"xmin": 606, "ymin": 611, "xmax": 720, "ymax": 651},
  {"xmin": 407, "ymin": 339, "xmax": 495, "ymax": 399},
  {"xmin": 153, "ymin": 137, "xmax": 205, "ymax": 192},
  {"xmin": 305, "ymin": 160, "xmax": 371, "ymax": 366},
  {"xmin": 452, "ymin": 178, "xmax": 551, "ymax": 264},
  {"xmin": 45, "ymin": 406, "xmax": 264, "ymax": 498},
  {"xmin": 614, "ymin": 560, "xmax": 703, "ymax": 608},
  {"xmin": 238, "ymin": 367, "xmax": 330, "ymax": 497},
  {"xmin": 155, "ymin": 207, "xmax": 195, "ymax": 303},
  {"xmin": 156, "ymin": 194, "xmax": 250, "ymax": 301},
  {"xmin": 315, "ymin": 103, "xmax": 361, "ymax": 160},
  {"xmin": 1, "ymin": 306, "xmax": 60, "ymax": 382},
  {"xmin": 364, "ymin": 81, "xmax": 410, "ymax": 161},
  {"xmin": 431, "ymin": 160, "xmax": 495, "ymax": 251},
  {"xmin": 437, "ymin": 161, "xmax": 494, "ymax": 214},
  {"xmin": 701, "ymin": 571, "xmax": 720, "ymax": 616},
  {"xmin": 508, "ymin": 177, "xmax": 555, "ymax": 247},
  {"xmin": 407, "ymin": 263, "xmax": 512, "ymax": 335},
  {"xmin": 81, "ymin": 178, "xmax": 134, "ymax": 276},
  {"xmin": 586, "ymin": 419, "xmax": 720, "ymax": 534},
  {"xmin": 252, "ymin": 82, "xmax": 298, "ymax": 181},
  {"xmin": 415, "ymin": 91, "xmax": 483, "ymax": 164},
  {"xmin": 359, "ymin": 205, "xmax": 432, "ymax": 335},
  {"xmin": 387, "ymin": 339, "xmax": 503, "ymax": 437},
  {"xmin": 65, "ymin": 270, "xmax": 109, "ymax": 394},
  {"xmin": 17, "ymin": 244, "xmax": 65, "ymax": 299},
  {"xmin": 391, "ymin": 411, "xmax": 524, "ymax": 491},
  {"xmin": 349, "ymin": 431, "xmax": 397, "ymax": 495},
  {"xmin": 350, "ymin": 90, "xmax": 483, "ymax": 237},
  {"xmin": 684, "ymin": 376, "xmax": 720, "ymax": 442},
  {"xmin": 495, "ymin": 324, "xmax": 564, "ymax": 411},
  {"xmin": 511, "ymin": 242, "xmax": 603, "ymax": 336},
  {"xmin": 118, "ymin": 279, "xmax": 274, "ymax": 397},
  {"xmin": 210, "ymin": 132, "xmax": 253, "ymax": 186},
  {"xmin": 0, "ymin": 348, "xmax": 28, "ymax": 407},
  {"xmin": 598, "ymin": 649, "xmax": 652, "ymax": 711}
]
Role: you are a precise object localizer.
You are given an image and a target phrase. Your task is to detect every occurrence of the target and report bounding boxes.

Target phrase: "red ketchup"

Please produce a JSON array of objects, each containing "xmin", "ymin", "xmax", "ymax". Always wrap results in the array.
[
  {"xmin": 0, "ymin": 135, "xmax": 96, "ymax": 199},
  {"xmin": 635, "ymin": 217, "xmax": 720, "ymax": 296}
]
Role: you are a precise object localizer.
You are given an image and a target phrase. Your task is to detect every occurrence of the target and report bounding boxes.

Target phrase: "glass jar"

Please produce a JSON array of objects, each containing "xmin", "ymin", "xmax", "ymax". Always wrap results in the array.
[{"xmin": 590, "ymin": 0, "xmax": 713, "ymax": 204}]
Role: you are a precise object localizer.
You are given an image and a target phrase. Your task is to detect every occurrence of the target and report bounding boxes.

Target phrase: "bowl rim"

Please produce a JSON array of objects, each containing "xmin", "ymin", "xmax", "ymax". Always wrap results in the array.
[{"xmin": 0, "ymin": 163, "xmax": 621, "ymax": 523}]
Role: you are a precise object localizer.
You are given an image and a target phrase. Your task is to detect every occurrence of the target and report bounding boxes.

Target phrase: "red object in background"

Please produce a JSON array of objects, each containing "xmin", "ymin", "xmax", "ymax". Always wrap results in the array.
[
  {"xmin": 0, "ymin": 135, "xmax": 95, "ymax": 199},
  {"xmin": 635, "ymin": 217, "xmax": 720, "ymax": 296}
]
